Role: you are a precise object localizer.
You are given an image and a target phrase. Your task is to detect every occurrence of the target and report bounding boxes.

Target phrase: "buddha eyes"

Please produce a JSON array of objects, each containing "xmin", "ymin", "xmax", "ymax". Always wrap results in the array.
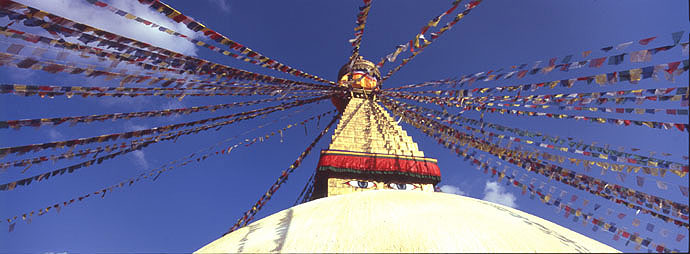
[
  {"xmin": 387, "ymin": 183, "xmax": 418, "ymax": 190},
  {"xmin": 344, "ymin": 181, "xmax": 419, "ymax": 190},
  {"xmin": 345, "ymin": 180, "xmax": 377, "ymax": 189}
]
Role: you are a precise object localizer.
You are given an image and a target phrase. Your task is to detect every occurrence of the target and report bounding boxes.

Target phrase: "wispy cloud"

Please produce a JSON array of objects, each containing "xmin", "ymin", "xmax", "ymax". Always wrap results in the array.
[
  {"xmin": 439, "ymin": 184, "xmax": 466, "ymax": 196},
  {"xmin": 482, "ymin": 181, "xmax": 517, "ymax": 208},
  {"xmin": 46, "ymin": 129, "xmax": 65, "ymax": 142},
  {"xmin": 14, "ymin": 0, "xmax": 200, "ymax": 55},
  {"xmin": 207, "ymin": 0, "xmax": 231, "ymax": 13},
  {"xmin": 131, "ymin": 150, "xmax": 149, "ymax": 169}
]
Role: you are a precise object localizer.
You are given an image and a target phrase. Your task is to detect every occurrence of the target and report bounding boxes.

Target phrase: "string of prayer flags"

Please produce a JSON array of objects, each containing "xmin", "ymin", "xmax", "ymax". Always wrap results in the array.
[
  {"xmin": 389, "ymin": 89, "xmax": 690, "ymax": 133},
  {"xmin": 0, "ymin": 95, "xmax": 306, "ymax": 130},
  {"xmin": 473, "ymin": 106, "xmax": 689, "ymax": 132},
  {"xmin": 349, "ymin": 0, "xmax": 372, "ymax": 58},
  {"xmin": 378, "ymin": 0, "xmax": 462, "ymax": 68},
  {"xmin": 1, "ymin": 109, "xmax": 335, "ymax": 229},
  {"xmin": 0, "ymin": 5, "xmax": 331, "ymax": 89},
  {"xmin": 0, "ymin": 28, "xmax": 210, "ymax": 81},
  {"xmin": 391, "ymin": 87, "xmax": 687, "ymax": 115},
  {"xmin": 2, "ymin": 103, "xmax": 338, "ymax": 173},
  {"xmin": 384, "ymin": 33, "xmax": 687, "ymax": 91},
  {"xmin": 225, "ymin": 112, "xmax": 342, "ymax": 234},
  {"xmin": 0, "ymin": 96, "xmax": 330, "ymax": 159},
  {"xmin": 488, "ymin": 103, "xmax": 687, "ymax": 117},
  {"xmin": 391, "ymin": 59, "xmax": 690, "ymax": 98},
  {"xmin": 380, "ymin": 97, "xmax": 690, "ymax": 227},
  {"xmin": 386, "ymin": 99, "xmax": 689, "ymax": 195},
  {"xmin": 0, "ymin": 103, "xmax": 337, "ymax": 192},
  {"xmin": 386, "ymin": 83, "xmax": 687, "ymax": 108},
  {"xmin": 380, "ymin": 0, "xmax": 482, "ymax": 81},
  {"xmin": 103, "ymin": 0, "xmax": 334, "ymax": 84},
  {"xmin": 385, "ymin": 96, "xmax": 688, "ymax": 175},
  {"xmin": 1, "ymin": 83, "xmax": 333, "ymax": 100},
  {"xmin": 472, "ymin": 157, "xmax": 671, "ymax": 253},
  {"xmin": 0, "ymin": 50, "xmax": 331, "ymax": 92},
  {"xmin": 390, "ymin": 100, "xmax": 685, "ymax": 251},
  {"xmin": 386, "ymin": 88, "xmax": 688, "ymax": 112},
  {"xmin": 0, "ymin": 29, "xmax": 330, "ymax": 91},
  {"xmin": 0, "ymin": 102, "xmax": 334, "ymax": 190}
]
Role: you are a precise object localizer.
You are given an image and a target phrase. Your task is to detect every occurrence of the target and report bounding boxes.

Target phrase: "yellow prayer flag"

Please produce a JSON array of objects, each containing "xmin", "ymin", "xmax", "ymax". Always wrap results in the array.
[
  {"xmin": 630, "ymin": 68, "xmax": 642, "ymax": 82},
  {"xmin": 428, "ymin": 17, "xmax": 441, "ymax": 27},
  {"xmin": 641, "ymin": 121, "xmax": 654, "ymax": 128},
  {"xmin": 595, "ymin": 74, "xmax": 607, "ymax": 85},
  {"xmin": 354, "ymin": 24, "xmax": 365, "ymax": 31}
]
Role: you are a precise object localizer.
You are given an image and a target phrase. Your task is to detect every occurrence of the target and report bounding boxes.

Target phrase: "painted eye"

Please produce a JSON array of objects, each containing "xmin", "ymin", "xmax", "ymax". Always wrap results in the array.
[
  {"xmin": 388, "ymin": 183, "xmax": 418, "ymax": 190},
  {"xmin": 345, "ymin": 180, "xmax": 377, "ymax": 189}
]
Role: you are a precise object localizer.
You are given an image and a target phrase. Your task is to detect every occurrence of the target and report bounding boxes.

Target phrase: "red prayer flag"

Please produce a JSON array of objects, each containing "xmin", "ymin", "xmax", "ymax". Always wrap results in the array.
[
  {"xmin": 639, "ymin": 36, "xmax": 657, "ymax": 45},
  {"xmin": 656, "ymin": 245, "xmax": 665, "ymax": 252},
  {"xmin": 666, "ymin": 61, "xmax": 680, "ymax": 74}
]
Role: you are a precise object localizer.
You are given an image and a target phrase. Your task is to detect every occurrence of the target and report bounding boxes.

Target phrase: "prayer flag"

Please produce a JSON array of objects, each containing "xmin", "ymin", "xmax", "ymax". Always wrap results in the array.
[
  {"xmin": 6, "ymin": 44, "xmax": 24, "ymax": 55},
  {"xmin": 638, "ymin": 36, "xmax": 656, "ymax": 45},
  {"xmin": 589, "ymin": 57, "xmax": 606, "ymax": 68},
  {"xmin": 615, "ymin": 41, "xmax": 633, "ymax": 50},
  {"xmin": 636, "ymin": 176, "xmax": 644, "ymax": 187},
  {"xmin": 671, "ymin": 31, "xmax": 684, "ymax": 45},
  {"xmin": 630, "ymin": 50, "xmax": 651, "ymax": 62},
  {"xmin": 641, "ymin": 238, "xmax": 650, "ymax": 247},
  {"xmin": 608, "ymin": 54, "xmax": 625, "ymax": 65}
]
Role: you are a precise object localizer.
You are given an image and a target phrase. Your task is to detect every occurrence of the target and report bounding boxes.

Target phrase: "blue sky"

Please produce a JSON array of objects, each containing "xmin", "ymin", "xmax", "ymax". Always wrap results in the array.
[{"xmin": 0, "ymin": 0, "xmax": 688, "ymax": 252}]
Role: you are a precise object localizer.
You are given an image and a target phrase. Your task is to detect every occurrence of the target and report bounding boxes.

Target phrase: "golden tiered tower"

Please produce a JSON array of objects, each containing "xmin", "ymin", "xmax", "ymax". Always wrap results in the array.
[
  {"xmin": 195, "ymin": 57, "xmax": 620, "ymax": 253},
  {"xmin": 312, "ymin": 57, "xmax": 440, "ymax": 199}
]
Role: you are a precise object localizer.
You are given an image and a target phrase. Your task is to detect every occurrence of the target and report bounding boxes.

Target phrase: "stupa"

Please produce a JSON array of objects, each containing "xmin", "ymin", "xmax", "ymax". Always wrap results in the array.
[{"xmin": 195, "ymin": 57, "xmax": 619, "ymax": 253}]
